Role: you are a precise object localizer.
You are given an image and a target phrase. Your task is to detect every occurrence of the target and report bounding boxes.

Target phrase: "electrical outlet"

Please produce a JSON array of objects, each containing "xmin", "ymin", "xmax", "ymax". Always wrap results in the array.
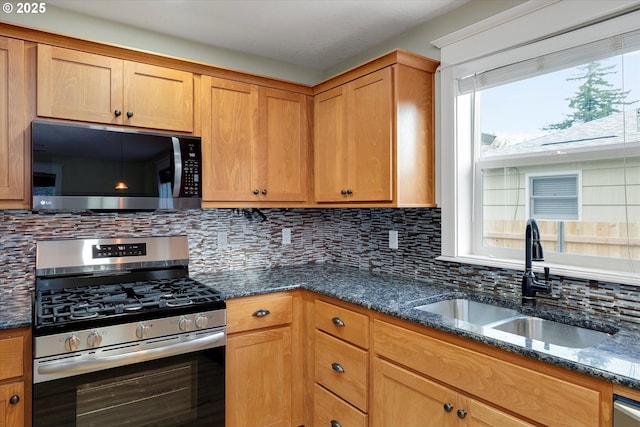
[
  {"xmin": 217, "ymin": 231, "xmax": 228, "ymax": 250},
  {"xmin": 389, "ymin": 230, "xmax": 398, "ymax": 250},
  {"xmin": 282, "ymin": 228, "xmax": 291, "ymax": 245}
]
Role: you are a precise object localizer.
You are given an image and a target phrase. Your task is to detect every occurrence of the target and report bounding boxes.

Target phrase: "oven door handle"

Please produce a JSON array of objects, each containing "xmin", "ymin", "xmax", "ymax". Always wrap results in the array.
[{"xmin": 37, "ymin": 332, "xmax": 225, "ymax": 377}]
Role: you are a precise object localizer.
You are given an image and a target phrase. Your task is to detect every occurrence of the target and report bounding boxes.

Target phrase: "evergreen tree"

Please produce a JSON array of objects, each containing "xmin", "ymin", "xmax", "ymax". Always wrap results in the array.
[{"xmin": 544, "ymin": 61, "xmax": 633, "ymax": 130}]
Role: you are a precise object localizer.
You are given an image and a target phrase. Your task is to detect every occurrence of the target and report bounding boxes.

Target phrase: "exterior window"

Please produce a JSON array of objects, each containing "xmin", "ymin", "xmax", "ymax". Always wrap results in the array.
[
  {"xmin": 437, "ymin": 4, "xmax": 640, "ymax": 280},
  {"xmin": 528, "ymin": 174, "xmax": 579, "ymax": 221}
]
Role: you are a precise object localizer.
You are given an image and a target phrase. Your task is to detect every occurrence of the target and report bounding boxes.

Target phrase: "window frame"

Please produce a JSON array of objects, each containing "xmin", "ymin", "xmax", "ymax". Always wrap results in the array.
[{"xmin": 434, "ymin": 1, "xmax": 640, "ymax": 286}]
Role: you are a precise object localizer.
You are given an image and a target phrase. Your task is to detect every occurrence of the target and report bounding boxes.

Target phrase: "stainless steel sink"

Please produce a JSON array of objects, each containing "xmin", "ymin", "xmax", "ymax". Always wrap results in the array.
[
  {"xmin": 489, "ymin": 316, "xmax": 612, "ymax": 348},
  {"xmin": 414, "ymin": 298, "xmax": 519, "ymax": 325}
]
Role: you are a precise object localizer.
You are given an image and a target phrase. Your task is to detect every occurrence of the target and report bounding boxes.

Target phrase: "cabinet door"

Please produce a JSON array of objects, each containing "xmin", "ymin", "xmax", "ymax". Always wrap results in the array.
[
  {"xmin": 347, "ymin": 67, "xmax": 393, "ymax": 202},
  {"xmin": 226, "ymin": 326, "xmax": 292, "ymax": 427},
  {"xmin": 0, "ymin": 382, "xmax": 24, "ymax": 427},
  {"xmin": 459, "ymin": 396, "xmax": 537, "ymax": 427},
  {"xmin": 0, "ymin": 36, "xmax": 26, "ymax": 207},
  {"xmin": 372, "ymin": 357, "xmax": 457, "ymax": 427},
  {"xmin": 37, "ymin": 45, "xmax": 123, "ymax": 125},
  {"xmin": 257, "ymin": 87, "xmax": 309, "ymax": 201},
  {"xmin": 122, "ymin": 61, "xmax": 193, "ymax": 132},
  {"xmin": 201, "ymin": 76, "xmax": 259, "ymax": 202},
  {"xmin": 314, "ymin": 85, "xmax": 348, "ymax": 202}
]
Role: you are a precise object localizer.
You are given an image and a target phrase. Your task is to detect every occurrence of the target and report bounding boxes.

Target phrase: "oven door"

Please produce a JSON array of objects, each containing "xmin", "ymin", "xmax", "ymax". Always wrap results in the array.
[{"xmin": 33, "ymin": 347, "xmax": 224, "ymax": 427}]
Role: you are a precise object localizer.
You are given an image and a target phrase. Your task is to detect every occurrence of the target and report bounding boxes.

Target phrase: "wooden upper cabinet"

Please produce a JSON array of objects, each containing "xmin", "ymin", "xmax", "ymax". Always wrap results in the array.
[
  {"xmin": 122, "ymin": 61, "xmax": 193, "ymax": 131},
  {"xmin": 201, "ymin": 76, "xmax": 259, "ymax": 202},
  {"xmin": 347, "ymin": 68, "xmax": 393, "ymax": 202},
  {"xmin": 201, "ymin": 76, "xmax": 310, "ymax": 205},
  {"xmin": 314, "ymin": 86, "xmax": 348, "ymax": 202},
  {"xmin": 0, "ymin": 36, "xmax": 27, "ymax": 208},
  {"xmin": 258, "ymin": 87, "xmax": 309, "ymax": 202},
  {"xmin": 314, "ymin": 50, "xmax": 438, "ymax": 207},
  {"xmin": 37, "ymin": 45, "xmax": 193, "ymax": 132}
]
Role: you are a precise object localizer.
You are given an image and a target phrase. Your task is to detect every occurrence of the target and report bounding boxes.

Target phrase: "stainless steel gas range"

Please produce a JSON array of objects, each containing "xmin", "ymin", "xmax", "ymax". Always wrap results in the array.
[{"xmin": 32, "ymin": 235, "xmax": 226, "ymax": 427}]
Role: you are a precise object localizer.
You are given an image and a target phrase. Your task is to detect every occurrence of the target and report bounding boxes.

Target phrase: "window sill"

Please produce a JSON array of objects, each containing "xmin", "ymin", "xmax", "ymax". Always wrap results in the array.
[{"xmin": 436, "ymin": 254, "xmax": 640, "ymax": 287}]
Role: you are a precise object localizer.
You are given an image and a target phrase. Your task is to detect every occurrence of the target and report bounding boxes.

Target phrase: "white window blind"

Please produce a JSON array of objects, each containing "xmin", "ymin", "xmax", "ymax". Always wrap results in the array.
[
  {"xmin": 458, "ymin": 29, "xmax": 640, "ymax": 95},
  {"xmin": 529, "ymin": 175, "xmax": 579, "ymax": 220}
]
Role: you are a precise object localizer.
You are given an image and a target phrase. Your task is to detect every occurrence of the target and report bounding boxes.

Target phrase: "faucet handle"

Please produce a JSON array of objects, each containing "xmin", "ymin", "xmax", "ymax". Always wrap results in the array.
[{"xmin": 544, "ymin": 266, "xmax": 550, "ymax": 281}]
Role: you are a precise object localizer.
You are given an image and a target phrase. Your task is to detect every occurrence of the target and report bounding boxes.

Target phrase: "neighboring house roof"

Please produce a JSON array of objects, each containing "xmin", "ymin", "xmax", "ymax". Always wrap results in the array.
[{"xmin": 482, "ymin": 109, "xmax": 640, "ymax": 158}]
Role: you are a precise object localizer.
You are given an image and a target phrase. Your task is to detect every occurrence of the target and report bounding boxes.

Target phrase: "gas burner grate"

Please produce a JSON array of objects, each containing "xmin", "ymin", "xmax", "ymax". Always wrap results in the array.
[{"xmin": 36, "ymin": 278, "xmax": 223, "ymax": 328}]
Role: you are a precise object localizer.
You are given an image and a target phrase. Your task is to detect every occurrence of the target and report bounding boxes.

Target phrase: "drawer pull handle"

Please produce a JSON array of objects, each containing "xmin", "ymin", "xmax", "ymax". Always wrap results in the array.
[
  {"xmin": 331, "ymin": 317, "xmax": 345, "ymax": 327},
  {"xmin": 457, "ymin": 409, "xmax": 467, "ymax": 419},
  {"xmin": 252, "ymin": 309, "xmax": 271, "ymax": 317},
  {"xmin": 330, "ymin": 420, "xmax": 342, "ymax": 427},
  {"xmin": 331, "ymin": 362, "xmax": 345, "ymax": 373},
  {"xmin": 443, "ymin": 403, "xmax": 453, "ymax": 412},
  {"xmin": 9, "ymin": 395, "xmax": 19, "ymax": 405}
]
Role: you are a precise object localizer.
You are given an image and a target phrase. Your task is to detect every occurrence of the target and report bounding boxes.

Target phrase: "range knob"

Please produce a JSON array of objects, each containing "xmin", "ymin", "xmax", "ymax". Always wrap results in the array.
[
  {"xmin": 195, "ymin": 314, "xmax": 208, "ymax": 329},
  {"xmin": 64, "ymin": 334, "xmax": 81, "ymax": 352},
  {"xmin": 179, "ymin": 316, "xmax": 193, "ymax": 332},
  {"xmin": 87, "ymin": 331, "xmax": 103, "ymax": 348},
  {"xmin": 135, "ymin": 323, "xmax": 150, "ymax": 339}
]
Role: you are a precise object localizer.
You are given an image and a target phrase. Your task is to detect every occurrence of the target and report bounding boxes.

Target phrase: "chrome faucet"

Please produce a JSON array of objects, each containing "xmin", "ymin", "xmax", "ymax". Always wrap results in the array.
[{"xmin": 521, "ymin": 218, "xmax": 551, "ymax": 306}]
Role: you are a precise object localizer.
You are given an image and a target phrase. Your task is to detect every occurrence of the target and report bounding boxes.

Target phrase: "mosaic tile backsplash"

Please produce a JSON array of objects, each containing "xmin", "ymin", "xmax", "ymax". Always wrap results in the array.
[{"xmin": 1, "ymin": 208, "xmax": 639, "ymax": 329}]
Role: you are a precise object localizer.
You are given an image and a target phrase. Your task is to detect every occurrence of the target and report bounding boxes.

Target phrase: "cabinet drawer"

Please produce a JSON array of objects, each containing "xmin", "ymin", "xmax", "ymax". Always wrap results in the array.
[
  {"xmin": 0, "ymin": 336, "xmax": 23, "ymax": 381},
  {"xmin": 314, "ymin": 384, "xmax": 367, "ymax": 427},
  {"xmin": 373, "ymin": 319, "xmax": 603, "ymax": 427},
  {"xmin": 315, "ymin": 299, "xmax": 369, "ymax": 349},
  {"xmin": 315, "ymin": 330, "xmax": 368, "ymax": 411},
  {"xmin": 227, "ymin": 293, "xmax": 292, "ymax": 334}
]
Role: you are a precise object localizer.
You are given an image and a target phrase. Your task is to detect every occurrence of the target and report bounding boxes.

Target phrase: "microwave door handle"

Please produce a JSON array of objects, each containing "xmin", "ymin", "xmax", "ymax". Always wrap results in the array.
[{"xmin": 171, "ymin": 137, "xmax": 182, "ymax": 198}]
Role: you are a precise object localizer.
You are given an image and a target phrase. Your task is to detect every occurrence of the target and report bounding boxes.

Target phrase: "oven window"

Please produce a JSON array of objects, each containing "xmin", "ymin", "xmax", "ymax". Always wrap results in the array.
[
  {"xmin": 34, "ymin": 350, "xmax": 225, "ymax": 427},
  {"xmin": 76, "ymin": 362, "xmax": 196, "ymax": 427}
]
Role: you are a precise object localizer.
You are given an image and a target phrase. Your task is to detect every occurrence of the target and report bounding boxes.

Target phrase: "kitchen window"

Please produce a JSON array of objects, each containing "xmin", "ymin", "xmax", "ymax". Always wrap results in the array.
[{"xmin": 435, "ymin": 2, "xmax": 640, "ymax": 284}]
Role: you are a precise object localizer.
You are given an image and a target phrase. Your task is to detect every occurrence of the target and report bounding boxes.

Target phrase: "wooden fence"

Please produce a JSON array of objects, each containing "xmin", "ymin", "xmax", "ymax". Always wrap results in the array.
[{"xmin": 484, "ymin": 220, "xmax": 640, "ymax": 258}]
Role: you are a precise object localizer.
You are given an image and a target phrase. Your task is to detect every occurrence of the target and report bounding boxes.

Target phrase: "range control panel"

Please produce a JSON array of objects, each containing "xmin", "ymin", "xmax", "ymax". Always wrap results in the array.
[{"xmin": 92, "ymin": 243, "xmax": 147, "ymax": 258}]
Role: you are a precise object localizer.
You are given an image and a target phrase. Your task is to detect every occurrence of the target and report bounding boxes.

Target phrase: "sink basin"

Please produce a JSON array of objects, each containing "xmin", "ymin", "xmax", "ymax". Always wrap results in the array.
[
  {"xmin": 490, "ymin": 316, "xmax": 612, "ymax": 348},
  {"xmin": 414, "ymin": 298, "xmax": 519, "ymax": 325}
]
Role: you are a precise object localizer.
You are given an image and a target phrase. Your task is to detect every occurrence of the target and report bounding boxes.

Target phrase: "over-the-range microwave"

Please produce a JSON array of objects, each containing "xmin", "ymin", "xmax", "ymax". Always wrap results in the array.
[{"xmin": 32, "ymin": 120, "xmax": 202, "ymax": 212}]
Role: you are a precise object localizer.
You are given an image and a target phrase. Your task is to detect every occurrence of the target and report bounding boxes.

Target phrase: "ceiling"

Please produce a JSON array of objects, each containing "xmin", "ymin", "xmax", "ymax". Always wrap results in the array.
[{"xmin": 46, "ymin": 0, "xmax": 469, "ymax": 70}]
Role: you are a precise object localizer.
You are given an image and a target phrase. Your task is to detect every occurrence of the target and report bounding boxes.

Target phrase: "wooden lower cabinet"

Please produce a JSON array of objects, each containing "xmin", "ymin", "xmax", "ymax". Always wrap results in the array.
[
  {"xmin": 226, "ymin": 326, "xmax": 292, "ymax": 427},
  {"xmin": 0, "ymin": 382, "xmax": 24, "ymax": 427},
  {"xmin": 0, "ymin": 327, "xmax": 30, "ymax": 427},
  {"xmin": 314, "ymin": 383, "xmax": 367, "ymax": 427},
  {"xmin": 372, "ymin": 357, "xmax": 535, "ymax": 427},
  {"xmin": 373, "ymin": 318, "xmax": 612, "ymax": 427},
  {"xmin": 226, "ymin": 292, "xmax": 300, "ymax": 427}
]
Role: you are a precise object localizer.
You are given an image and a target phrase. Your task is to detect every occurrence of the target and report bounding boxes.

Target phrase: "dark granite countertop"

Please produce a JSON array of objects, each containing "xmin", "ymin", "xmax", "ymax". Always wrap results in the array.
[
  {"xmin": 0, "ymin": 290, "xmax": 32, "ymax": 329},
  {"xmin": 193, "ymin": 263, "xmax": 640, "ymax": 391},
  {"xmin": 5, "ymin": 263, "xmax": 640, "ymax": 391}
]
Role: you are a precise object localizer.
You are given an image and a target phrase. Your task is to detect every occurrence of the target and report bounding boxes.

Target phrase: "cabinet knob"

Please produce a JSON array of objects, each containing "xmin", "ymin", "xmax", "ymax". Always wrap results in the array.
[
  {"xmin": 252, "ymin": 309, "xmax": 270, "ymax": 317},
  {"xmin": 331, "ymin": 317, "xmax": 345, "ymax": 327},
  {"xmin": 126, "ymin": 111, "xmax": 134, "ymax": 118},
  {"xmin": 346, "ymin": 189, "xmax": 353, "ymax": 195},
  {"xmin": 9, "ymin": 395, "xmax": 19, "ymax": 405},
  {"xmin": 253, "ymin": 189, "xmax": 260, "ymax": 195},
  {"xmin": 341, "ymin": 189, "xmax": 347, "ymax": 195},
  {"xmin": 114, "ymin": 109, "xmax": 122, "ymax": 117},
  {"xmin": 330, "ymin": 420, "xmax": 342, "ymax": 427},
  {"xmin": 443, "ymin": 403, "xmax": 453, "ymax": 412},
  {"xmin": 331, "ymin": 362, "xmax": 345, "ymax": 373},
  {"xmin": 457, "ymin": 409, "xmax": 467, "ymax": 419},
  {"xmin": 261, "ymin": 189, "xmax": 267, "ymax": 195}
]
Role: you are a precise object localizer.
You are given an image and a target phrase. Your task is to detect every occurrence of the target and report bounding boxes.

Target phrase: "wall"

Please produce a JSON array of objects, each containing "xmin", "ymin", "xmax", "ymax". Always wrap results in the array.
[
  {"xmin": 1, "ymin": 1, "xmax": 524, "ymax": 84},
  {"xmin": 2, "ymin": 208, "xmax": 639, "ymax": 330}
]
